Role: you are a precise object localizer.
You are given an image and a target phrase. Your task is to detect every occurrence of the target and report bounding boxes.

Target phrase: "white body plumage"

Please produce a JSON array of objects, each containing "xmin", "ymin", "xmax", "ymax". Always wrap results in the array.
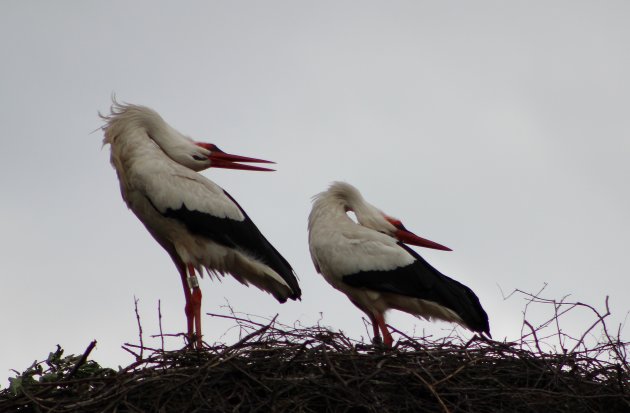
[
  {"xmin": 308, "ymin": 182, "xmax": 489, "ymax": 346},
  {"xmin": 102, "ymin": 102, "xmax": 300, "ymax": 346}
]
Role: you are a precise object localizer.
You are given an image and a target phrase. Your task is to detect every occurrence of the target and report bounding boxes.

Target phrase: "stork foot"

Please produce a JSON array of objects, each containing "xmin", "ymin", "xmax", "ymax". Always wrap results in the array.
[
  {"xmin": 372, "ymin": 336, "xmax": 383, "ymax": 346},
  {"xmin": 184, "ymin": 332, "xmax": 200, "ymax": 349}
]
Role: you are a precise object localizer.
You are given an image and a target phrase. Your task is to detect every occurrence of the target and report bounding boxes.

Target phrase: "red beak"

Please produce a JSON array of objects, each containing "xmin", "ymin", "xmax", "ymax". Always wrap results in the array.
[
  {"xmin": 196, "ymin": 142, "xmax": 275, "ymax": 172},
  {"xmin": 394, "ymin": 229, "xmax": 452, "ymax": 251},
  {"xmin": 385, "ymin": 216, "xmax": 452, "ymax": 251}
]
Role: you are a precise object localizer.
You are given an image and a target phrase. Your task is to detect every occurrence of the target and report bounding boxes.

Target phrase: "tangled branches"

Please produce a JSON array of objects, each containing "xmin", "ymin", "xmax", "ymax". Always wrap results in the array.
[{"xmin": 1, "ymin": 293, "xmax": 628, "ymax": 412}]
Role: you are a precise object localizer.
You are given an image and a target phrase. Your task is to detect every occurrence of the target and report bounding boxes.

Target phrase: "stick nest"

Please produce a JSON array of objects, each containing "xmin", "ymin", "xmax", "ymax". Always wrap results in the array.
[{"xmin": 1, "ymin": 292, "xmax": 628, "ymax": 412}]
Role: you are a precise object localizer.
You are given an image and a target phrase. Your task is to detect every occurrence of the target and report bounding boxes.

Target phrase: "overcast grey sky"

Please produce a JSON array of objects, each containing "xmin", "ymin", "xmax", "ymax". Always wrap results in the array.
[{"xmin": 1, "ymin": 1, "xmax": 628, "ymax": 384}]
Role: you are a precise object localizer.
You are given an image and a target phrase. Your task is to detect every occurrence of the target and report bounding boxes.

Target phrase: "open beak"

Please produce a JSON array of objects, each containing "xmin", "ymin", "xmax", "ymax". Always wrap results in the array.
[
  {"xmin": 197, "ymin": 143, "xmax": 276, "ymax": 172},
  {"xmin": 385, "ymin": 216, "xmax": 452, "ymax": 251}
]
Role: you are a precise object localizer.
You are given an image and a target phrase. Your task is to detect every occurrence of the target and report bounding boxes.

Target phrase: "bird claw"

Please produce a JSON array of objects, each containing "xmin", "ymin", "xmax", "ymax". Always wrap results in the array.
[{"xmin": 184, "ymin": 332, "xmax": 203, "ymax": 350}]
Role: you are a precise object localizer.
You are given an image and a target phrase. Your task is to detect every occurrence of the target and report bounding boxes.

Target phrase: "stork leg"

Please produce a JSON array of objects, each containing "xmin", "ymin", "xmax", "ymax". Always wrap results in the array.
[
  {"xmin": 169, "ymin": 251, "xmax": 202, "ymax": 348},
  {"xmin": 368, "ymin": 313, "xmax": 383, "ymax": 345},
  {"xmin": 176, "ymin": 262, "xmax": 195, "ymax": 345},
  {"xmin": 188, "ymin": 265, "xmax": 203, "ymax": 348},
  {"xmin": 374, "ymin": 312, "xmax": 393, "ymax": 348},
  {"xmin": 187, "ymin": 264, "xmax": 203, "ymax": 349},
  {"xmin": 350, "ymin": 299, "xmax": 383, "ymax": 345}
]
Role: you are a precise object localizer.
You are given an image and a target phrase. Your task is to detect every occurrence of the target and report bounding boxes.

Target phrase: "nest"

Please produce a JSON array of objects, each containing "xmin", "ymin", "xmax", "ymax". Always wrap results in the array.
[{"xmin": 1, "ymin": 292, "xmax": 628, "ymax": 412}]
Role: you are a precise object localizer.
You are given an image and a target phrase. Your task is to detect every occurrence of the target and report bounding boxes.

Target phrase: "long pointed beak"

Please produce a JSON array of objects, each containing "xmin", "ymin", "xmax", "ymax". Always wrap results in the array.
[
  {"xmin": 394, "ymin": 229, "xmax": 452, "ymax": 251},
  {"xmin": 197, "ymin": 143, "xmax": 276, "ymax": 172},
  {"xmin": 385, "ymin": 216, "xmax": 452, "ymax": 251},
  {"xmin": 209, "ymin": 151, "xmax": 276, "ymax": 171}
]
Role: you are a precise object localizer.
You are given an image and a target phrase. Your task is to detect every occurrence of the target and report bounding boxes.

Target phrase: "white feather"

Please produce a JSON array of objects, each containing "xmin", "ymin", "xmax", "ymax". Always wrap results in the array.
[
  {"xmin": 308, "ymin": 181, "xmax": 472, "ymax": 337},
  {"xmin": 102, "ymin": 102, "xmax": 294, "ymax": 298}
]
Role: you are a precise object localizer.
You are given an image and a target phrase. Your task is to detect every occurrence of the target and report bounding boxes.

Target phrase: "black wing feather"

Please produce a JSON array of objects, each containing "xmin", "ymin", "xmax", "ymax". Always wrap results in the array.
[
  {"xmin": 162, "ymin": 190, "xmax": 301, "ymax": 301},
  {"xmin": 342, "ymin": 244, "xmax": 489, "ymax": 335}
]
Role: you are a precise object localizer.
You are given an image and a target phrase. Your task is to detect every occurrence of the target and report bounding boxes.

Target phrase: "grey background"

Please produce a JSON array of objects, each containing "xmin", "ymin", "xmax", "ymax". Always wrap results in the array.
[{"xmin": 1, "ymin": 1, "xmax": 628, "ymax": 384}]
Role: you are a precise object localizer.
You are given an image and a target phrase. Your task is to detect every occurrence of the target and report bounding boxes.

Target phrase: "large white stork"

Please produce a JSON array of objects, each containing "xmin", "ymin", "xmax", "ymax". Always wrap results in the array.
[
  {"xmin": 308, "ymin": 182, "xmax": 490, "ymax": 347},
  {"xmin": 101, "ymin": 102, "xmax": 301, "ymax": 348}
]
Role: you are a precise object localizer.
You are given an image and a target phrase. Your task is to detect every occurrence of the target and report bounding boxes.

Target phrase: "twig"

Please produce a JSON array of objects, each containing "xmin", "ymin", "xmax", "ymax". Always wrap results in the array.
[
  {"xmin": 133, "ymin": 296, "xmax": 144, "ymax": 360},
  {"xmin": 66, "ymin": 340, "xmax": 97, "ymax": 379},
  {"xmin": 570, "ymin": 296, "xmax": 611, "ymax": 354},
  {"xmin": 158, "ymin": 299, "xmax": 165, "ymax": 354},
  {"xmin": 206, "ymin": 311, "xmax": 270, "ymax": 329}
]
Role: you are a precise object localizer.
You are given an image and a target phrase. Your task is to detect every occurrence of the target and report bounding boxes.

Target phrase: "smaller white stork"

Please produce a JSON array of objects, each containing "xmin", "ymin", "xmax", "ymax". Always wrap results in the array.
[
  {"xmin": 308, "ymin": 182, "xmax": 490, "ymax": 347},
  {"xmin": 102, "ymin": 102, "xmax": 301, "ymax": 348}
]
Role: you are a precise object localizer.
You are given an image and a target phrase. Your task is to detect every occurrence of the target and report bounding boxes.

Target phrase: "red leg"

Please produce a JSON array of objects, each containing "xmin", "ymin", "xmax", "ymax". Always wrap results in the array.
[
  {"xmin": 191, "ymin": 286, "xmax": 203, "ymax": 348},
  {"xmin": 350, "ymin": 299, "xmax": 382, "ymax": 345},
  {"xmin": 374, "ymin": 312, "xmax": 393, "ymax": 348},
  {"xmin": 368, "ymin": 313, "xmax": 382, "ymax": 344},
  {"xmin": 188, "ymin": 264, "xmax": 203, "ymax": 349},
  {"xmin": 176, "ymin": 261, "xmax": 194, "ymax": 342}
]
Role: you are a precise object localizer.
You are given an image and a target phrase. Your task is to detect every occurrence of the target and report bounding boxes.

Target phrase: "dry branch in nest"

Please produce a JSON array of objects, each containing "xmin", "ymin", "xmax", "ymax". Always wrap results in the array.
[{"xmin": 1, "ymin": 292, "xmax": 628, "ymax": 412}]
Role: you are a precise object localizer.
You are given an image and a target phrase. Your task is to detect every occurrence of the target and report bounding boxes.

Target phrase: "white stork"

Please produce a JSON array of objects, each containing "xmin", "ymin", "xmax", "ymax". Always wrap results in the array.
[
  {"xmin": 101, "ymin": 102, "xmax": 301, "ymax": 348},
  {"xmin": 308, "ymin": 182, "xmax": 490, "ymax": 347}
]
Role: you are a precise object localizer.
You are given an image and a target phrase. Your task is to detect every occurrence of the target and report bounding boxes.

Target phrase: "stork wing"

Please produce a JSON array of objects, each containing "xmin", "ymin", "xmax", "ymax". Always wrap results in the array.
[
  {"xmin": 342, "ymin": 244, "xmax": 490, "ymax": 335},
  {"xmin": 137, "ymin": 166, "xmax": 301, "ymax": 300},
  {"xmin": 309, "ymin": 225, "xmax": 416, "ymax": 277}
]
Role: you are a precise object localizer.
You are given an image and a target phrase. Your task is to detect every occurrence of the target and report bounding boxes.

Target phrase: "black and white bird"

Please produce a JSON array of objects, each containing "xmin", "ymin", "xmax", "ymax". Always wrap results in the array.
[
  {"xmin": 308, "ymin": 182, "xmax": 489, "ymax": 347},
  {"xmin": 102, "ymin": 102, "xmax": 301, "ymax": 348}
]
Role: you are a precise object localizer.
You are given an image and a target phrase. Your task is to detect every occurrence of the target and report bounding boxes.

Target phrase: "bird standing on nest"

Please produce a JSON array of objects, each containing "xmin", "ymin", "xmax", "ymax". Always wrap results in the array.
[
  {"xmin": 102, "ymin": 102, "xmax": 301, "ymax": 348},
  {"xmin": 308, "ymin": 182, "xmax": 490, "ymax": 347}
]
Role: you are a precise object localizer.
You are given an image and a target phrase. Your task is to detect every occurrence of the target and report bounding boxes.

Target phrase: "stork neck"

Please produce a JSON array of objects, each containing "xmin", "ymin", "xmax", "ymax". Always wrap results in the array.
[{"xmin": 308, "ymin": 193, "xmax": 356, "ymax": 233}]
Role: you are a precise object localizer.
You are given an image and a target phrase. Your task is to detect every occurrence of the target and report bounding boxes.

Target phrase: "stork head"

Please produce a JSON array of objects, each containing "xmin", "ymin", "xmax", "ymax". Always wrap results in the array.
[
  {"xmin": 329, "ymin": 181, "xmax": 452, "ymax": 251},
  {"xmin": 152, "ymin": 137, "xmax": 275, "ymax": 172},
  {"xmin": 102, "ymin": 102, "xmax": 276, "ymax": 173}
]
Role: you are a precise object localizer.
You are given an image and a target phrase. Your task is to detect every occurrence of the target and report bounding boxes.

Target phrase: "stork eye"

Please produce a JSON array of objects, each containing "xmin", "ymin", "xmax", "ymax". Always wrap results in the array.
[{"xmin": 192, "ymin": 155, "xmax": 206, "ymax": 161}]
